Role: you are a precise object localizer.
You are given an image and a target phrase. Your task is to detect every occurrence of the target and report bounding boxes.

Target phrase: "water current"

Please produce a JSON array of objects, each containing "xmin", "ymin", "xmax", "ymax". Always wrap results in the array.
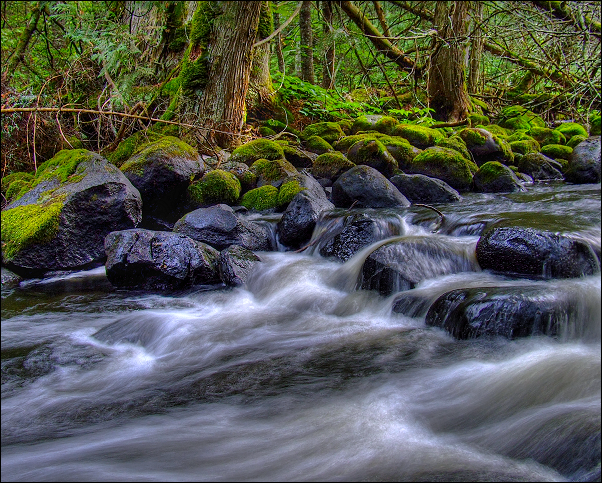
[{"xmin": 1, "ymin": 183, "xmax": 600, "ymax": 482}]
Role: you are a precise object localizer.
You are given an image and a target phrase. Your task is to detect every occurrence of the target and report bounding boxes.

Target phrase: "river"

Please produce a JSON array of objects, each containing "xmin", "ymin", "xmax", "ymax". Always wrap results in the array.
[{"xmin": 1, "ymin": 182, "xmax": 600, "ymax": 482}]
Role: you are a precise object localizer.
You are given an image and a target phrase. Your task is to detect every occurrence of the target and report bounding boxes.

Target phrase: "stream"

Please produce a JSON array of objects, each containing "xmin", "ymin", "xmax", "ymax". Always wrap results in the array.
[{"xmin": 1, "ymin": 182, "xmax": 600, "ymax": 482}]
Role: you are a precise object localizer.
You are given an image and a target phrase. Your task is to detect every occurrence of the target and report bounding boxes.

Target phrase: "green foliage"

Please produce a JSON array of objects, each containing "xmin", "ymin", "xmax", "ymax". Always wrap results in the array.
[{"xmin": 387, "ymin": 107, "xmax": 436, "ymax": 125}]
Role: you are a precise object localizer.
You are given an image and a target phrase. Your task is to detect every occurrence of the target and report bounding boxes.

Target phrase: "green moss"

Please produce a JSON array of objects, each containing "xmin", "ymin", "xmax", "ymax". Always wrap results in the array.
[
  {"xmin": 507, "ymin": 131, "xmax": 534, "ymax": 142},
  {"xmin": 567, "ymin": 134, "xmax": 587, "ymax": 149},
  {"xmin": 374, "ymin": 116, "xmax": 399, "ymax": 135},
  {"xmin": 300, "ymin": 122, "xmax": 344, "ymax": 144},
  {"xmin": 190, "ymin": 1, "xmax": 219, "ymax": 47},
  {"xmin": 277, "ymin": 179, "xmax": 305, "ymax": 207},
  {"xmin": 240, "ymin": 185, "xmax": 278, "ymax": 211},
  {"xmin": 527, "ymin": 127, "xmax": 566, "ymax": 146},
  {"xmin": 230, "ymin": 139, "xmax": 285, "ymax": 166},
  {"xmin": 509, "ymin": 139, "xmax": 541, "ymax": 155},
  {"xmin": 33, "ymin": 149, "xmax": 95, "ymax": 187},
  {"xmin": 554, "ymin": 122, "xmax": 588, "ymax": 139},
  {"xmin": 476, "ymin": 161, "xmax": 509, "ymax": 185},
  {"xmin": 458, "ymin": 128, "xmax": 489, "ymax": 146},
  {"xmin": 498, "ymin": 107, "xmax": 545, "ymax": 131},
  {"xmin": 187, "ymin": 169, "xmax": 241, "ymax": 206},
  {"xmin": 351, "ymin": 115, "xmax": 377, "ymax": 134},
  {"xmin": 337, "ymin": 119, "xmax": 354, "ymax": 135},
  {"xmin": 259, "ymin": 126, "xmax": 277, "ymax": 136},
  {"xmin": 262, "ymin": 119, "xmax": 286, "ymax": 131},
  {"xmin": 107, "ymin": 130, "xmax": 165, "ymax": 167},
  {"xmin": 312, "ymin": 151, "xmax": 355, "ymax": 180},
  {"xmin": 257, "ymin": 1, "xmax": 273, "ymax": 40},
  {"xmin": 250, "ymin": 158, "xmax": 297, "ymax": 181},
  {"xmin": 492, "ymin": 135, "xmax": 515, "ymax": 165},
  {"xmin": 305, "ymin": 135, "xmax": 333, "ymax": 154},
  {"xmin": 120, "ymin": 136, "xmax": 198, "ymax": 177},
  {"xmin": 589, "ymin": 114, "xmax": 601, "ymax": 136},
  {"xmin": 411, "ymin": 146, "xmax": 476, "ymax": 191},
  {"xmin": 5, "ymin": 179, "xmax": 33, "ymax": 203},
  {"xmin": 334, "ymin": 133, "xmax": 380, "ymax": 153},
  {"xmin": 540, "ymin": 144, "xmax": 572, "ymax": 160},
  {"xmin": 1, "ymin": 172, "xmax": 33, "ymax": 196},
  {"xmin": 436, "ymin": 135, "xmax": 471, "ymax": 161},
  {"xmin": 468, "ymin": 113, "xmax": 489, "ymax": 126},
  {"xmin": 378, "ymin": 135, "xmax": 418, "ymax": 169},
  {"xmin": 1, "ymin": 201, "xmax": 63, "ymax": 260},
  {"xmin": 479, "ymin": 124, "xmax": 509, "ymax": 138},
  {"xmin": 392, "ymin": 124, "xmax": 445, "ymax": 147}
]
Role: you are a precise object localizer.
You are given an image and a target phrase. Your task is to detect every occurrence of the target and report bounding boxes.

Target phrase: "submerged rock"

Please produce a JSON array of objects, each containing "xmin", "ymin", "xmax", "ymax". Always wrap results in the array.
[
  {"xmin": 104, "ymin": 229, "xmax": 220, "ymax": 290},
  {"xmin": 476, "ymin": 226, "xmax": 599, "ymax": 279},
  {"xmin": 1, "ymin": 149, "xmax": 142, "ymax": 277},
  {"xmin": 425, "ymin": 285, "xmax": 580, "ymax": 339}
]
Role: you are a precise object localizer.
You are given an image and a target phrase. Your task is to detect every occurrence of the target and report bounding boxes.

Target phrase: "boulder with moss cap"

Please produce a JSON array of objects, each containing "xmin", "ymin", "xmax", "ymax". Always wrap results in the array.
[
  {"xmin": 458, "ymin": 128, "xmax": 513, "ymax": 165},
  {"xmin": 389, "ymin": 173, "xmax": 462, "ymax": 203},
  {"xmin": 187, "ymin": 169, "xmax": 241, "ymax": 207},
  {"xmin": 392, "ymin": 124, "xmax": 445, "ymax": 149},
  {"xmin": 379, "ymin": 136, "xmax": 421, "ymax": 171},
  {"xmin": 527, "ymin": 127, "xmax": 566, "ymax": 147},
  {"xmin": 473, "ymin": 161, "xmax": 524, "ymax": 193},
  {"xmin": 554, "ymin": 122, "xmax": 588, "ymax": 139},
  {"xmin": 2, "ymin": 149, "xmax": 142, "ymax": 276},
  {"xmin": 408, "ymin": 147, "xmax": 477, "ymax": 192},
  {"xmin": 517, "ymin": 153, "xmax": 564, "ymax": 181},
  {"xmin": 540, "ymin": 144, "xmax": 573, "ymax": 162},
  {"xmin": 346, "ymin": 139, "xmax": 398, "ymax": 178},
  {"xmin": 229, "ymin": 138, "xmax": 285, "ymax": 166},
  {"xmin": 250, "ymin": 158, "xmax": 298, "ymax": 188},
  {"xmin": 120, "ymin": 136, "xmax": 205, "ymax": 227},
  {"xmin": 312, "ymin": 151, "xmax": 355, "ymax": 183},
  {"xmin": 300, "ymin": 122, "xmax": 344, "ymax": 144}
]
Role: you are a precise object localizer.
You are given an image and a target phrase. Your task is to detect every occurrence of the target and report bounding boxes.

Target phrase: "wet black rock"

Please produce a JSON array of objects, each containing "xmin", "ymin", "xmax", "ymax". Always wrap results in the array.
[
  {"xmin": 173, "ymin": 204, "xmax": 271, "ymax": 251},
  {"xmin": 218, "ymin": 245, "xmax": 262, "ymax": 287},
  {"xmin": 389, "ymin": 173, "xmax": 462, "ymax": 203},
  {"xmin": 564, "ymin": 136, "xmax": 601, "ymax": 184},
  {"xmin": 476, "ymin": 226, "xmax": 599, "ymax": 279},
  {"xmin": 425, "ymin": 285, "xmax": 577, "ymax": 339},
  {"xmin": 104, "ymin": 229, "xmax": 221, "ymax": 290},
  {"xmin": 517, "ymin": 153, "xmax": 564, "ymax": 181}
]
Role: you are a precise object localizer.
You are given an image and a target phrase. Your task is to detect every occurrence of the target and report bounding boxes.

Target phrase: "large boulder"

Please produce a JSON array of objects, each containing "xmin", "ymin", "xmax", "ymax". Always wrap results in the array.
[
  {"xmin": 229, "ymin": 139, "xmax": 285, "ymax": 166},
  {"xmin": 172, "ymin": 204, "xmax": 271, "ymax": 251},
  {"xmin": 218, "ymin": 245, "xmax": 262, "ymax": 287},
  {"xmin": 1, "ymin": 149, "xmax": 142, "ymax": 276},
  {"xmin": 476, "ymin": 226, "xmax": 599, "ymax": 279},
  {"xmin": 360, "ymin": 238, "xmax": 479, "ymax": 295},
  {"xmin": 277, "ymin": 175, "xmax": 334, "ymax": 249},
  {"xmin": 408, "ymin": 147, "xmax": 477, "ymax": 192},
  {"xmin": 120, "ymin": 136, "xmax": 205, "ymax": 226},
  {"xmin": 346, "ymin": 139, "xmax": 398, "ymax": 177},
  {"xmin": 425, "ymin": 285, "xmax": 580, "ymax": 339},
  {"xmin": 564, "ymin": 136, "xmax": 601, "ymax": 184},
  {"xmin": 250, "ymin": 158, "xmax": 298, "ymax": 188},
  {"xmin": 389, "ymin": 173, "xmax": 462, "ymax": 203},
  {"xmin": 457, "ymin": 128, "xmax": 514, "ymax": 165},
  {"xmin": 186, "ymin": 169, "xmax": 242, "ymax": 208},
  {"xmin": 312, "ymin": 151, "xmax": 355, "ymax": 183},
  {"xmin": 472, "ymin": 161, "xmax": 524, "ymax": 193},
  {"xmin": 104, "ymin": 229, "xmax": 220, "ymax": 290},
  {"xmin": 331, "ymin": 165, "xmax": 410, "ymax": 209}
]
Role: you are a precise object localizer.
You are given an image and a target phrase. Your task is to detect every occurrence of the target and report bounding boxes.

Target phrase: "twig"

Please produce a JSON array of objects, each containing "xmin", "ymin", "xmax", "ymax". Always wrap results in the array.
[{"xmin": 414, "ymin": 203, "xmax": 445, "ymax": 232}]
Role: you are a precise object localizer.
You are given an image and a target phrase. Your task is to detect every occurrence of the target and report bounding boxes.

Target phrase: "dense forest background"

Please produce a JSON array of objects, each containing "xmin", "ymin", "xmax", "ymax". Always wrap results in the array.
[{"xmin": 1, "ymin": 0, "xmax": 600, "ymax": 178}]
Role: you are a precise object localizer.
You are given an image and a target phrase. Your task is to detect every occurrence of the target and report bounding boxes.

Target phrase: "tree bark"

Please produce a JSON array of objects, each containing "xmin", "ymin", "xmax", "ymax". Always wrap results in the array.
[
  {"xmin": 273, "ymin": 8, "xmax": 285, "ymax": 73},
  {"xmin": 3, "ymin": 1, "xmax": 41, "ymax": 85},
  {"xmin": 196, "ymin": 1, "xmax": 262, "ymax": 149},
  {"xmin": 300, "ymin": 1, "xmax": 315, "ymax": 84},
  {"xmin": 428, "ymin": 1, "xmax": 471, "ymax": 122},
  {"xmin": 321, "ymin": 1, "xmax": 335, "ymax": 89},
  {"xmin": 248, "ymin": 1, "xmax": 275, "ymax": 112},
  {"xmin": 467, "ymin": 1, "xmax": 483, "ymax": 95}
]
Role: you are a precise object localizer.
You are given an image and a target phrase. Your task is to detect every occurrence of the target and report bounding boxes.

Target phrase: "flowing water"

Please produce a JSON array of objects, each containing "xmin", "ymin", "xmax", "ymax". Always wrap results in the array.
[{"xmin": 1, "ymin": 183, "xmax": 600, "ymax": 482}]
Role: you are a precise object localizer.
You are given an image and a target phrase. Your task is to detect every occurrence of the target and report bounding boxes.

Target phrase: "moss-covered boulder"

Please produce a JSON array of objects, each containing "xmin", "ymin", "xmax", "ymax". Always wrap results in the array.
[
  {"xmin": 435, "ymin": 136, "xmax": 471, "ymax": 163},
  {"xmin": 479, "ymin": 124, "xmax": 510, "ymax": 138},
  {"xmin": 337, "ymin": 119, "xmax": 354, "ymax": 135},
  {"xmin": 106, "ymin": 129, "xmax": 165, "ymax": 167},
  {"xmin": 517, "ymin": 153, "xmax": 564, "ymax": 181},
  {"xmin": 567, "ymin": 134, "xmax": 588, "ymax": 149},
  {"xmin": 240, "ymin": 185, "xmax": 279, "ymax": 211},
  {"xmin": 458, "ymin": 128, "xmax": 513, "ymax": 165},
  {"xmin": 391, "ymin": 124, "xmax": 445, "ymax": 149},
  {"xmin": 509, "ymin": 139, "xmax": 541, "ymax": 156},
  {"xmin": 333, "ymin": 133, "xmax": 380, "ymax": 153},
  {"xmin": 120, "ymin": 136, "xmax": 205, "ymax": 226},
  {"xmin": 277, "ymin": 178, "xmax": 306, "ymax": 209},
  {"xmin": 304, "ymin": 135, "xmax": 333, "ymax": 155},
  {"xmin": 527, "ymin": 127, "xmax": 566, "ymax": 147},
  {"xmin": 220, "ymin": 161, "xmax": 257, "ymax": 193},
  {"xmin": 473, "ymin": 161, "xmax": 524, "ymax": 193},
  {"xmin": 589, "ymin": 114, "xmax": 601, "ymax": 136},
  {"xmin": 300, "ymin": 122, "xmax": 344, "ymax": 144},
  {"xmin": 104, "ymin": 228, "xmax": 221, "ymax": 290},
  {"xmin": 468, "ymin": 113, "xmax": 489, "ymax": 126},
  {"xmin": 554, "ymin": 122, "xmax": 588, "ymax": 139},
  {"xmin": 1, "ymin": 149, "xmax": 142, "ymax": 276},
  {"xmin": 261, "ymin": 119, "xmax": 300, "ymax": 137},
  {"xmin": 346, "ymin": 139, "xmax": 398, "ymax": 177},
  {"xmin": 187, "ymin": 169, "xmax": 241, "ymax": 207},
  {"xmin": 282, "ymin": 145, "xmax": 316, "ymax": 169},
  {"xmin": 331, "ymin": 165, "xmax": 410, "ymax": 209},
  {"xmin": 409, "ymin": 147, "xmax": 477, "ymax": 191},
  {"xmin": 250, "ymin": 158, "xmax": 298, "ymax": 187},
  {"xmin": 350, "ymin": 115, "xmax": 383, "ymax": 134},
  {"xmin": 540, "ymin": 144, "xmax": 573, "ymax": 161},
  {"xmin": 564, "ymin": 136, "xmax": 601, "ymax": 184},
  {"xmin": 312, "ymin": 151, "xmax": 355, "ymax": 182},
  {"xmin": 378, "ymin": 135, "xmax": 421, "ymax": 171},
  {"xmin": 373, "ymin": 116, "xmax": 399, "ymax": 135},
  {"xmin": 229, "ymin": 139, "xmax": 285, "ymax": 166},
  {"xmin": 2, "ymin": 172, "xmax": 34, "ymax": 205}
]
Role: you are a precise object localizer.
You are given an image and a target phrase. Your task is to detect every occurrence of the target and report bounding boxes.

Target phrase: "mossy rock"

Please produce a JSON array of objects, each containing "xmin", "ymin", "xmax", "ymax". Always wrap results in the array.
[
  {"xmin": 312, "ymin": 151, "xmax": 355, "ymax": 182},
  {"xmin": 305, "ymin": 135, "xmax": 333, "ymax": 155},
  {"xmin": 589, "ymin": 114, "xmax": 601, "ymax": 136},
  {"xmin": 470, "ymin": 96, "xmax": 489, "ymax": 113},
  {"xmin": 469, "ymin": 113, "xmax": 490, "ymax": 126},
  {"xmin": 527, "ymin": 127, "xmax": 566, "ymax": 146},
  {"xmin": 337, "ymin": 119, "xmax": 354, "ymax": 135},
  {"xmin": 187, "ymin": 169, "xmax": 241, "ymax": 206},
  {"xmin": 436, "ymin": 136, "xmax": 471, "ymax": 162},
  {"xmin": 350, "ymin": 115, "xmax": 382, "ymax": 134},
  {"xmin": 334, "ymin": 133, "xmax": 380, "ymax": 153},
  {"xmin": 540, "ymin": 144, "xmax": 573, "ymax": 161},
  {"xmin": 392, "ymin": 124, "xmax": 445, "ymax": 148},
  {"xmin": 567, "ymin": 134, "xmax": 588, "ymax": 149},
  {"xmin": 554, "ymin": 122, "xmax": 588, "ymax": 139},
  {"xmin": 120, "ymin": 136, "xmax": 199, "ymax": 178},
  {"xmin": 473, "ymin": 161, "xmax": 523, "ymax": 193},
  {"xmin": 229, "ymin": 139, "xmax": 285, "ymax": 166},
  {"xmin": 373, "ymin": 116, "xmax": 399, "ymax": 135},
  {"xmin": 281, "ymin": 145, "xmax": 315, "ymax": 169},
  {"xmin": 240, "ymin": 185, "xmax": 279, "ymax": 211},
  {"xmin": 258, "ymin": 126, "xmax": 276, "ymax": 136},
  {"xmin": 300, "ymin": 122, "xmax": 344, "ymax": 144},
  {"xmin": 250, "ymin": 158, "xmax": 298, "ymax": 187},
  {"xmin": 497, "ymin": 106, "xmax": 545, "ymax": 131},
  {"xmin": 507, "ymin": 131, "xmax": 536, "ymax": 142},
  {"xmin": 261, "ymin": 119, "xmax": 301, "ymax": 137},
  {"xmin": 409, "ymin": 147, "xmax": 476, "ymax": 191},
  {"xmin": 220, "ymin": 161, "xmax": 257, "ymax": 193},
  {"xmin": 277, "ymin": 178, "xmax": 306, "ymax": 209},
  {"xmin": 378, "ymin": 135, "xmax": 420, "ymax": 170},
  {"xmin": 478, "ymin": 124, "xmax": 510, "ymax": 139},
  {"xmin": 510, "ymin": 139, "xmax": 541, "ymax": 155},
  {"xmin": 346, "ymin": 139, "xmax": 398, "ymax": 177},
  {"xmin": 2, "ymin": 172, "xmax": 34, "ymax": 203},
  {"xmin": 458, "ymin": 127, "xmax": 490, "ymax": 146}
]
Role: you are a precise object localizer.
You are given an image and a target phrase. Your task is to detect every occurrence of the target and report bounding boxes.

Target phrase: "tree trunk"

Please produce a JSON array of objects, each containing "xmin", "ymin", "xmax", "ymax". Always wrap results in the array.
[
  {"xmin": 3, "ymin": 1, "xmax": 41, "ymax": 85},
  {"xmin": 467, "ymin": 1, "xmax": 483, "ymax": 95},
  {"xmin": 428, "ymin": 1, "xmax": 471, "ymax": 122},
  {"xmin": 196, "ymin": 1, "xmax": 262, "ymax": 149},
  {"xmin": 321, "ymin": 1, "xmax": 335, "ymax": 89},
  {"xmin": 248, "ymin": 1, "xmax": 275, "ymax": 114},
  {"xmin": 273, "ymin": 7, "xmax": 285, "ymax": 73},
  {"xmin": 299, "ymin": 1, "xmax": 315, "ymax": 84}
]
